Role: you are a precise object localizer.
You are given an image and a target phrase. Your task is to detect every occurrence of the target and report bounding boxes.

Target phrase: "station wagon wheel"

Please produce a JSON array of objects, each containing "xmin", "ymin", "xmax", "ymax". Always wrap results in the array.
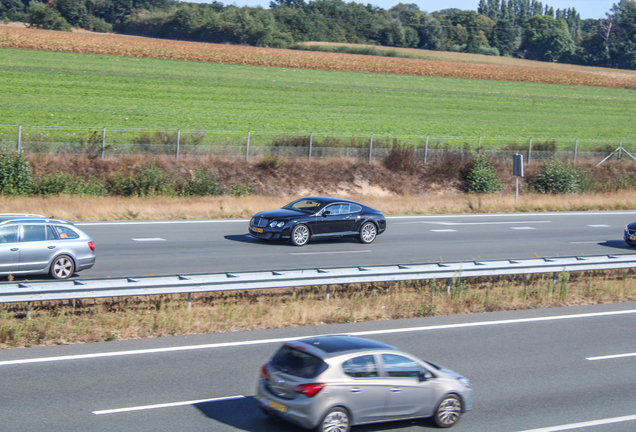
[
  {"xmin": 50, "ymin": 255, "xmax": 75, "ymax": 279},
  {"xmin": 358, "ymin": 222, "xmax": 377, "ymax": 244},
  {"xmin": 433, "ymin": 394, "xmax": 462, "ymax": 428},
  {"xmin": 290, "ymin": 224, "xmax": 310, "ymax": 246},
  {"xmin": 316, "ymin": 407, "xmax": 350, "ymax": 432}
]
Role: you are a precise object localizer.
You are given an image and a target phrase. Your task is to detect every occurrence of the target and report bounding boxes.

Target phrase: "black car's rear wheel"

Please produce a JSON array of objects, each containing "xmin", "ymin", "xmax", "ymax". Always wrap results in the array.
[
  {"xmin": 50, "ymin": 255, "xmax": 75, "ymax": 279},
  {"xmin": 290, "ymin": 224, "xmax": 310, "ymax": 246},
  {"xmin": 358, "ymin": 222, "xmax": 377, "ymax": 244},
  {"xmin": 433, "ymin": 394, "xmax": 462, "ymax": 428}
]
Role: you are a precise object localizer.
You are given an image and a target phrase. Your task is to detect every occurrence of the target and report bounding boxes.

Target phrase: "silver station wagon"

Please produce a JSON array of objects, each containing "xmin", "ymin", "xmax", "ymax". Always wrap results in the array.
[
  {"xmin": 0, "ymin": 214, "xmax": 95, "ymax": 279},
  {"xmin": 256, "ymin": 335, "xmax": 472, "ymax": 432}
]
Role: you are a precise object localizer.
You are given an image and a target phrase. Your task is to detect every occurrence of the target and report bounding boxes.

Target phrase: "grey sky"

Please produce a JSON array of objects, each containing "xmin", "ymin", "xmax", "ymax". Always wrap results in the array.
[{"xmin": 215, "ymin": 0, "xmax": 615, "ymax": 20}]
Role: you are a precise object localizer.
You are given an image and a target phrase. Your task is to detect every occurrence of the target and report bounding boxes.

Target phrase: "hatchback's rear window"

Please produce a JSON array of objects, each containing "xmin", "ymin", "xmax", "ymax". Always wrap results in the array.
[{"xmin": 271, "ymin": 345, "xmax": 326, "ymax": 379}]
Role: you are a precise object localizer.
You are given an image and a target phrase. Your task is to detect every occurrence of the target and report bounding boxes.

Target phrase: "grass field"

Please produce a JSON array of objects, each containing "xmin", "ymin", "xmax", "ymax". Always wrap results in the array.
[{"xmin": 1, "ymin": 28, "xmax": 636, "ymax": 145}]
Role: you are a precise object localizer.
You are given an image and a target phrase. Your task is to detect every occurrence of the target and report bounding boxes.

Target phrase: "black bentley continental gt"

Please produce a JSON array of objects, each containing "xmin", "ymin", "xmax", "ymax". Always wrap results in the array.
[{"xmin": 249, "ymin": 197, "xmax": 386, "ymax": 246}]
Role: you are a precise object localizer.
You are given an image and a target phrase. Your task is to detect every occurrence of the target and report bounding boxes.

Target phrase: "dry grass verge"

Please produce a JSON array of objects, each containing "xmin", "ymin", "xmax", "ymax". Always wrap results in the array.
[
  {"xmin": 2, "ymin": 270, "xmax": 635, "ymax": 349},
  {"xmin": 2, "ymin": 25, "xmax": 636, "ymax": 88}
]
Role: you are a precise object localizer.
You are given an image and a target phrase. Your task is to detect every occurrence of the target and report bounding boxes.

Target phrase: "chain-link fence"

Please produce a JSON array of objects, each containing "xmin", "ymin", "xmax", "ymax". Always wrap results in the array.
[{"xmin": 0, "ymin": 125, "xmax": 632, "ymax": 163}]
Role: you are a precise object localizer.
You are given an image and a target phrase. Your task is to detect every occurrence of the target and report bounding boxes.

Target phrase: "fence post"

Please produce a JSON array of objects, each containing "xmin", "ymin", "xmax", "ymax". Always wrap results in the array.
[
  {"xmin": 424, "ymin": 135, "xmax": 429, "ymax": 163},
  {"xmin": 101, "ymin": 127, "xmax": 106, "ymax": 160},
  {"xmin": 619, "ymin": 140, "xmax": 623, "ymax": 159},
  {"xmin": 574, "ymin": 139, "xmax": 578, "ymax": 163},
  {"xmin": 17, "ymin": 125, "xmax": 21, "ymax": 153},
  {"xmin": 176, "ymin": 129, "xmax": 181, "ymax": 161},
  {"xmin": 478, "ymin": 136, "xmax": 481, "ymax": 151},
  {"xmin": 528, "ymin": 138, "xmax": 532, "ymax": 163},
  {"xmin": 368, "ymin": 134, "xmax": 373, "ymax": 164},
  {"xmin": 246, "ymin": 131, "xmax": 250, "ymax": 162},
  {"xmin": 309, "ymin": 133, "xmax": 313, "ymax": 159}
]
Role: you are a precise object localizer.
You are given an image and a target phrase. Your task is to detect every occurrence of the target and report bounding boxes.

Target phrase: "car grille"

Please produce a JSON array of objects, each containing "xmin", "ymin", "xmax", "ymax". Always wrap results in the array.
[
  {"xmin": 629, "ymin": 228, "xmax": 636, "ymax": 236},
  {"xmin": 252, "ymin": 217, "xmax": 268, "ymax": 228}
]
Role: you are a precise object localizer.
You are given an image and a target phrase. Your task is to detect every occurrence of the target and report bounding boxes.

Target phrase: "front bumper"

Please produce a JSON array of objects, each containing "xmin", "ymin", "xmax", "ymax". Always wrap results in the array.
[
  {"xmin": 624, "ymin": 230, "xmax": 636, "ymax": 245},
  {"xmin": 249, "ymin": 225, "xmax": 290, "ymax": 240}
]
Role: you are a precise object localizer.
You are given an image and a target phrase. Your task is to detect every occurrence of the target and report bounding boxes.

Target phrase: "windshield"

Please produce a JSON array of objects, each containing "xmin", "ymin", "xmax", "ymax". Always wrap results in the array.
[{"xmin": 283, "ymin": 199, "xmax": 325, "ymax": 214}]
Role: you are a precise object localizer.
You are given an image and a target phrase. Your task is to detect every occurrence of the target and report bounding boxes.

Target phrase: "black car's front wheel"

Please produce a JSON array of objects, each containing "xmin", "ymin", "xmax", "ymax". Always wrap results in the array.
[
  {"xmin": 290, "ymin": 224, "xmax": 310, "ymax": 246},
  {"xmin": 358, "ymin": 222, "xmax": 377, "ymax": 244}
]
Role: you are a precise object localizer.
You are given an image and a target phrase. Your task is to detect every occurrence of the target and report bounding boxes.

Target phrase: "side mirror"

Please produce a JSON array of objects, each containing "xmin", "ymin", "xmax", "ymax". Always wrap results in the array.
[
  {"xmin": 322, "ymin": 210, "xmax": 331, "ymax": 217},
  {"xmin": 419, "ymin": 370, "xmax": 433, "ymax": 382}
]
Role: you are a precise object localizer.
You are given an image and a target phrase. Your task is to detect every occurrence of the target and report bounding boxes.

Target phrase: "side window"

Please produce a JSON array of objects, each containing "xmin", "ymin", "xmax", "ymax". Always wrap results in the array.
[
  {"xmin": 382, "ymin": 354, "xmax": 421, "ymax": 378},
  {"xmin": 55, "ymin": 225, "xmax": 80, "ymax": 240},
  {"xmin": 325, "ymin": 204, "xmax": 341, "ymax": 215},
  {"xmin": 343, "ymin": 355, "xmax": 378, "ymax": 378},
  {"xmin": 339, "ymin": 204, "xmax": 350, "ymax": 214},
  {"xmin": 350, "ymin": 204, "xmax": 362, "ymax": 214},
  {"xmin": 22, "ymin": 225, "xmax": 47, "ymax": 242},
  {"xmin": 0, "ymin": 225, "xmax": 18, "ymax": 244}
]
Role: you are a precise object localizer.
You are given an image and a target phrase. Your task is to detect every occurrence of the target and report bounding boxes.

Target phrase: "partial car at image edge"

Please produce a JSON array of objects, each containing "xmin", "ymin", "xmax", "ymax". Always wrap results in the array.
[
  {"xmin": 256, "ymin": 335, "xmax": 472, "ymax": 432},
  {"xmin": 249, "ymin": 197, "xmax": 387, "ymax": 246},
  {"xmin": 0, "ymin": 214, "xmax": 96, "ymax": 280}
]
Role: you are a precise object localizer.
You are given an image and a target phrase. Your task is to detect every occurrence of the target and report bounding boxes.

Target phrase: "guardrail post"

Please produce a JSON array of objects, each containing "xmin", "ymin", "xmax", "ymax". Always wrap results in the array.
[
  {"xmin": 446, "ymin": 278, "xmax": 451, "ymax": 295},
  {"xmin": 368, "ymin": 134, "xmax": 373, "ymax": 164},
  {"xmin": 553, "ymin": 272, "xmax": 557, "ymax": 285},
  {"xmin": 187, "ymin": 292, "xmax": 192, "ymax": 311},
  {"xmin": 17, "ymin": 125, "xmax": 22, "ymax": 153},
  {"xmin": 326, "ymin": 285, "xmax": 330, "ymax": 302},
  {"xmin": 27, "ymin": 301, "xmax": 32, "ymax": 321}
]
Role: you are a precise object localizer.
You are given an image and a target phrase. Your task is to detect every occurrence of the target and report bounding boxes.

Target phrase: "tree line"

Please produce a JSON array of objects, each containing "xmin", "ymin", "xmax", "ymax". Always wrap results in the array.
[{"xmin": 2, "ymin": 0, "xmax": 635, "ymax": 70}]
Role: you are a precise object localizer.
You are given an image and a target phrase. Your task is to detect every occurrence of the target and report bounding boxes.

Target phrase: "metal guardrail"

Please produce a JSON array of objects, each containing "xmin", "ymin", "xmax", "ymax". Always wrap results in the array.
[{"xmin": 2, "ymin": 253, "xmax": 636, "ymax": 305}]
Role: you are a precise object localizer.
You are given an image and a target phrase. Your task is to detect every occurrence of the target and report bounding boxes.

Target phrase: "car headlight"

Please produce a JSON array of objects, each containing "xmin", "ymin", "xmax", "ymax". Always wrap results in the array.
[
  {"xmin": 458, "ymin": 377, "xmax": 471, "ymax": 389},
  {"xmin": 269, "ymin": 221, "xmax": 286, "ymax": 228},
  {"xmin": 277, "ymin": 221, "xmax": 285, "ymax": 228},
  {"xmin": 269, "ymin": 221, "xmax": 277, "ymax": 227}
]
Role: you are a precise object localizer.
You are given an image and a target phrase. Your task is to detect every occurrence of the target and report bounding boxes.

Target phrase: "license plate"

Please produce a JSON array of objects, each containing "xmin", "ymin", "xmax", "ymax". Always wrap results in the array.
[
  {"xmin": 631, "ymin": 236, "xmax": 636, "ymax": 241},
  {"xmin": 268, "ymin": 400, "xmax": 288, "ymax": 413},
  {"xmin": 252, "ymin": 227, "xmax": 263, "ymax": 233}
]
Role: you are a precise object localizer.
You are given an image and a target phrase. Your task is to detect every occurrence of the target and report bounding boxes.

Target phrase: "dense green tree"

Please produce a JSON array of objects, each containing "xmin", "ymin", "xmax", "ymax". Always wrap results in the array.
[
  {"xmin": 27, "ymin": 1, "xmax": 72, "ymax": 30},
  {"xmin": 609, "ymin": 0, "xmax": 636, "ymax": 69},
  {"xmin": 520, "ymin": 14, "xmax": 575, "ymax": 61},
  {"xmin": 55, "ymin": 0, "xmax": 89, "ymax": 26}
]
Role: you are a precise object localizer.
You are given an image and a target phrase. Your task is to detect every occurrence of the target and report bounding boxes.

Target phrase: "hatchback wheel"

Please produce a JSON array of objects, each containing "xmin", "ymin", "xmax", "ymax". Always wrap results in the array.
[
  {"xmin": 290, "ymin": 224, "xmax": 310, "ymax": 246},
  {"xmin": 316, "ymin": 407, "xmax": 350, "ymax": 432},
  {"xmin": 50, "ymin": 255, "xmax": 75, "ymax": 279},
  {"xmin": 433, "ymin": 394, "xmax": 462, "ymax": 428},
  {"xmin": 358, "ymin": 222, "xmax": 377, "ymax": 244}
]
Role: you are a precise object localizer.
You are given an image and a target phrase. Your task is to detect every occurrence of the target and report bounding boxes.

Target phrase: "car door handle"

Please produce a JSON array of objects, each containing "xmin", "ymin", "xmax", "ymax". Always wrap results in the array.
[
  {"xmin": 390, "ymin": 388, "xmax": 402, "ymax": 393},
  {"xmin": 48, "ymin": 246, "xmax": 56, "ymax": 249},
  {"xmin": 350, "ymin": 388, "xmax": 362, "ymax": 393},
  {"xmin": 10, "ymin": 248, "xmax": 19, "ymax": 252}
]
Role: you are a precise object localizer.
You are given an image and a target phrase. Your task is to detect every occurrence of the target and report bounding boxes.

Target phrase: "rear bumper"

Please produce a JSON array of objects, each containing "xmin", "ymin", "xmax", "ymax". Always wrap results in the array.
[{"xmin": 255, "ymin": 379, "xmax": 319, "ymax": 430}]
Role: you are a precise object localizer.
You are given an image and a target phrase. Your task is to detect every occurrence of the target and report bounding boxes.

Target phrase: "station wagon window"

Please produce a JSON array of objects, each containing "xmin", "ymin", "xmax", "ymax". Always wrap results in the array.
[
  {"xmin": 343, "ymin": 355, "xmax": 378, "ymax": 378},
  {"xmin": 0, "ymin": 225, "xmax": 18, "ymax": 244},
  {"xmin": 382, "ymin": 354, "xmax": 421, "ymax": 378},
  {"xmin": 22, "ymin": 225, "xmax": 56, "ymax": 242},
  {"xmin": 55, "ymin": 225, "xmax": 80, "ymax": 240}
]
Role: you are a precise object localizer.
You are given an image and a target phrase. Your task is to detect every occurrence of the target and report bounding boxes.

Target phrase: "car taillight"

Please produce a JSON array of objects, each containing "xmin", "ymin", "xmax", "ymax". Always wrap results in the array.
[
  {"xmin": 294, "ymin": 383, "xmax": 325, "ymax": 398},
  {"xmin": 260, "ymin": 364, "xmax": 270, "ymax": 380},
  {"xmin": 88, "ymin": 241, "xmax": 95, "ymax": 252}
]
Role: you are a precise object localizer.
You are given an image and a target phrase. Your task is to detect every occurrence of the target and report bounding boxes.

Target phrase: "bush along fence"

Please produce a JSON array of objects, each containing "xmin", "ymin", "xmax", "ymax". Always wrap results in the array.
[{"xmin": 0, "ymin": 125, "xmax": 634, "ymax": 164}]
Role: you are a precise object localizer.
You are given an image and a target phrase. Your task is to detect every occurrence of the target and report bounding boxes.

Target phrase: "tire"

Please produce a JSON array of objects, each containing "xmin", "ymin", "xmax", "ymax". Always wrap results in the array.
[
  {"xmin": 358, "ymin": 222, "xmax": 377, "ymax": 244},
  {"xmin": 50, "ymin": 255, "xmax": 75, "ymax": 279},
  {"xmin": 290, "ymin": 224, "xmax": 310, "ymax": 246},
  {"xmin": 315, "ymin": 407, "xmax": 350, "ymax": 432},
  {"xmin": 433, "ymin": 394, "xmax": 462, "ymax": 428}
]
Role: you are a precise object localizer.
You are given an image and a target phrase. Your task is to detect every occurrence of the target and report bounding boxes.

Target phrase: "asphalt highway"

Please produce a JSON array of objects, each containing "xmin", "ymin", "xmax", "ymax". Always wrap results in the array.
[
  {"xmin": 1, "ymin": 302, "xmax": 635, "ymax": 432},
  {"xmin": 71, "ymin": 210, "xmax": 636, "ymax": 279}
]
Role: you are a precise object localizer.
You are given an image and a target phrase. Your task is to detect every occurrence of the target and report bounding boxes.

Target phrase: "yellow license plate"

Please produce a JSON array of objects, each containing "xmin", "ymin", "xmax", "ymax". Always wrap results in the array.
[
  {"xmin": 252, "ymin": 227, "xmax": 263, "ymax": 233},
  {"xmin": 268, "ymin": 400, "xmax": 288, "ymax": 413},
  {"xmin": 631, "ymin": 236, "xmax": 636, "ymax": 241}
]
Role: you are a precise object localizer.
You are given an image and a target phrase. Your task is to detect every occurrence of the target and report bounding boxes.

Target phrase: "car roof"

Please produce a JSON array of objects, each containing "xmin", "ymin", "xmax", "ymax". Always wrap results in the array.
[
  {"xmin": 0, "ymin": 215, "xmax": 74, "ymax": 225},
  {"xmin": 292, "ymin": 335, "xmax": 396, "ymax": 356},
  {"xmin": 302, "ymin": 196, "xmax": 360, "ymax": 205}
]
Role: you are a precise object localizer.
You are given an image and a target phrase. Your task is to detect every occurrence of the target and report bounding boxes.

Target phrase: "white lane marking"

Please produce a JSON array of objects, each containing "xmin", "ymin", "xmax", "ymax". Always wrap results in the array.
[
  {"xmin": 93, "ymin": 395, "xmax": 245, "ymax": 415},
  {"xmin": 398, "ymin": 221, "xmax": 551, "ymax": 226},
  {"xmin": 587, "ymin": 352, "xmax": 636, "ymax": 361},
  {"xmin": 570, "ymin": 241, "xmax": 608, "ymax": 244},
  {"xmin": 510, "ymin": 227, "xmax": 536, "ymax": 230},
  {"xmin": 588, "ymin": 225, "xmax": 611, "ymax": 228},
  {"xmin": 1, "ymin": 309, "xmax": 636, "ymax": 367},
  {"xmin": 291, "ymin": 250, "xmax": 372, "ymax": 256},
  {"xmin": 431, "ymin": 229, "xmax": 457, "ymax": 232},
  {"xmin": 389, "ymin": 211, "xmax": 636, "ymax": 219},
  {"xmin": 514, "ymin": 414, "xmax": 636, "ymax": 432},
  {"xmin": 131, "ymin": 238, "xmax": 166, "ymax": 242},
  {"xmin": 77, "ymin": 220, "xmax": 250, "ymax": 226}
]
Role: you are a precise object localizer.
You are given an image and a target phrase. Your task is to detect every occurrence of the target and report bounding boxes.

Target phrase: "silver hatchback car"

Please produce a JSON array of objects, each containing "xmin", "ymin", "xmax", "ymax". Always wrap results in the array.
[
  {"xmin": 0, "ymin": 214, "xmax": 95, "ymax": 279},
  {"xmin": 256, "ymin": 335, "xmax": 472, "ymax": 431}
]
